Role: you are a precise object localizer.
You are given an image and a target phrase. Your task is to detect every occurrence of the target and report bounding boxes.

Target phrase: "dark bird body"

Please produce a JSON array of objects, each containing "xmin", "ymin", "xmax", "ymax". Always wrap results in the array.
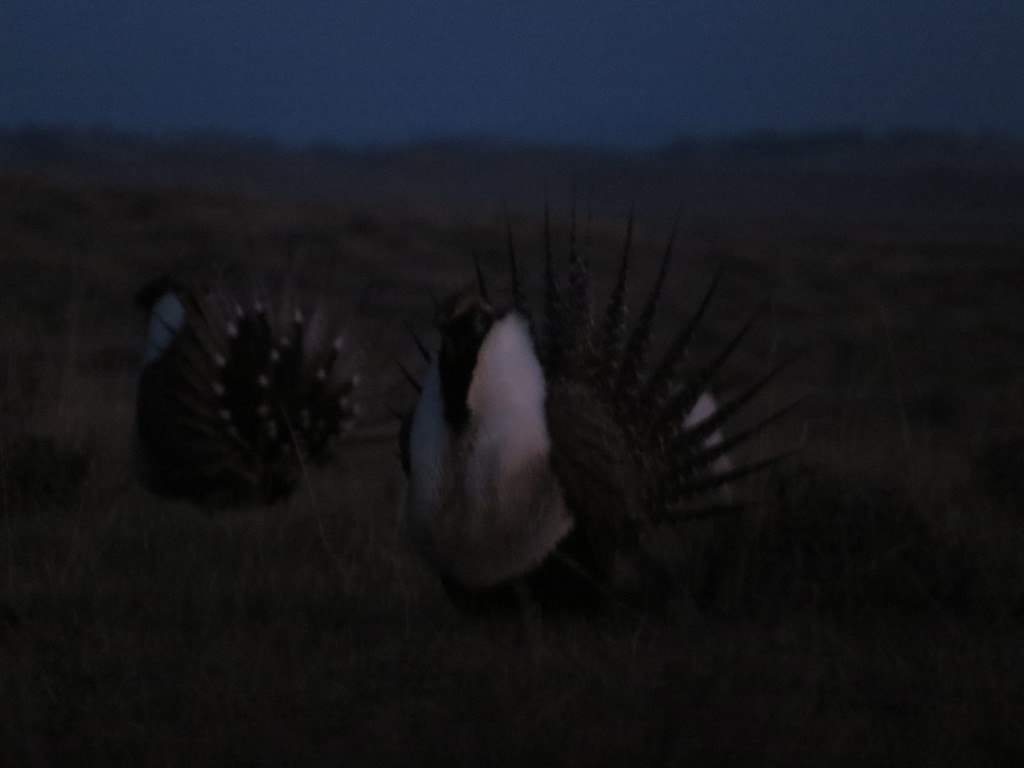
[
  {"xmin": 134, "ymin": 277, "xmax": 358, "ymax": 507},
  {"xmin": 402, "ymin": 213, "xmax": 793, "ymax": 610}
]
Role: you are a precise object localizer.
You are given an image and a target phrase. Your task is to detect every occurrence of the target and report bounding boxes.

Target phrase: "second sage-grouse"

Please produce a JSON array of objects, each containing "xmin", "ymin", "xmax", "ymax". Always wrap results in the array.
[
  {"xmin": 133, "ymin": 276, "xmax": 358, "ymax": 507},
  {"xmin": 402, "ymin": 214, "xmax": 793, "ymax": 609}
]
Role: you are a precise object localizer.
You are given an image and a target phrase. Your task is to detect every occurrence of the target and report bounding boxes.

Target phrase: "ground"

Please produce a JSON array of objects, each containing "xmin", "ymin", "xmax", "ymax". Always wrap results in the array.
[{"xmin": 1, "ymin": 136, "xmax": 1023, "ymax": 766}]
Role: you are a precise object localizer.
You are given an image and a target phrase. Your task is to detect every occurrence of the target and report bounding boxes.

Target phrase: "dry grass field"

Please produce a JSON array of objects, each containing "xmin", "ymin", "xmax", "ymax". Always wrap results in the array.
[{"xmin": 1, "ymin": 134, "xmax": 1023, "ymax": 766}]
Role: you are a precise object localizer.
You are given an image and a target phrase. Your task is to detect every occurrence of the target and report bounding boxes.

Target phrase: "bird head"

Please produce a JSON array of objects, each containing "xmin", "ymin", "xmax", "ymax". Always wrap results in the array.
[{"xmin": 435, "ymin": 290, "xmax": 496, "ymax": 431}]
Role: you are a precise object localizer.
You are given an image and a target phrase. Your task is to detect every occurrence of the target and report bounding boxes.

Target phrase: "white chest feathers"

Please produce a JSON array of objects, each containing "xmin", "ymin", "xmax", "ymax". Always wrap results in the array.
[
  {"xmin": 142, "ymin": 290, "xmax": 186, "ymax": 365},
  {"xmin": 405, "ymin": 312, "xmax": 573, "ymax": 587},
  {"xmin": 465, "ymin": 312, "xmax": 553, "ymax": 489}
]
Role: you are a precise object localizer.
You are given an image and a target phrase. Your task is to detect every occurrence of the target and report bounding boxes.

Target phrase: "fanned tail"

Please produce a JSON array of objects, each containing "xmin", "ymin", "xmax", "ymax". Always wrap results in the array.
[
  {"xmin": 612, "ymin": 222, "xmax": 677, "ymax": 409},
  {"xmin": 134, "ymin": 277, "xmax": 359, "ymax": 506},
  {"xmin": 670, "ymin": 350, "xmax": 806, "ymax": 451},
  {"xmin": 660, "ymin": 451, "xmax": 796, "ymax": 516},
  {"xmin": 636, "ymin": 266, "xmax": 724, "ymax": 422},
  {"xmin": 646, "ymin": 301, "xmax": 768, "ymax": 440}
]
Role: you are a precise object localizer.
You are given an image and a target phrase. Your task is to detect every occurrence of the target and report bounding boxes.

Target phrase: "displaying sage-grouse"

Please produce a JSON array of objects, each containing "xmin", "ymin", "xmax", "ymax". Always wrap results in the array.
[
  {"xmin": 401, "ymin": 214, "xmax": 794, "ymax": 610},
  {"xmin": 134, "ymin": 276, "xmax": 358, "ymax": 507}
]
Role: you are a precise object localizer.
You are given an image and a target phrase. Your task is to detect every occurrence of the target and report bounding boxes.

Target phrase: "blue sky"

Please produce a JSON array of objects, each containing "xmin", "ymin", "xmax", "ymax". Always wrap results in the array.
[{"xmin": 3, "ymin": 0, "xmax": 1022, "ymax": 149}]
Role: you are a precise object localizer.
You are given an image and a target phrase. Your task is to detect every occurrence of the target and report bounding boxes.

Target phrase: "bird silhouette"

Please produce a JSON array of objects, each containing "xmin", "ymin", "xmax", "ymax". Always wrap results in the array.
[
  {"xmin": 401, "ymin": 211, "xmax": 795, "ymax": 611},
  {"xmin": 133, "ymin": 275, "xmax": 358, "ymax": 507}
]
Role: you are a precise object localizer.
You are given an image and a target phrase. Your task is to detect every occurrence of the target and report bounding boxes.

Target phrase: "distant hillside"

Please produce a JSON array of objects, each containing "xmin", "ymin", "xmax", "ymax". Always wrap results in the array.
[{"xmin": 2, "ymin": 126, "xmax": 1022, "ymax": 219}]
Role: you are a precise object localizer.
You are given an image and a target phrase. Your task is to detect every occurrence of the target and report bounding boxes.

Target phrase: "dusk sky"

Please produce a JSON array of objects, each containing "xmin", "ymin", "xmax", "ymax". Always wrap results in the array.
[{"xmin": 3, "ymin": 0, "xmax": 1022, "ymax": 149}]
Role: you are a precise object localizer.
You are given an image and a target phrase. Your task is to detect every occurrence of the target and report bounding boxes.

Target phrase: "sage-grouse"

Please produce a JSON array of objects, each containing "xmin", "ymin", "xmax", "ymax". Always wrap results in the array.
[
  {"xmin": 133, "ymin": 276, "xmax": 358, "ymax": 506},
  {"xmin": 402, "ymin": 214, "xmax": 793, "ymax": 609}
]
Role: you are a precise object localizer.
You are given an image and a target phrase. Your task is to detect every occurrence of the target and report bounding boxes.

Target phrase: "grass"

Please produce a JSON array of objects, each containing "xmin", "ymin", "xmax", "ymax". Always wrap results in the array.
[{"xmin": 1, "ymin": 165, "xmax": 1023, "ymax": 766}]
